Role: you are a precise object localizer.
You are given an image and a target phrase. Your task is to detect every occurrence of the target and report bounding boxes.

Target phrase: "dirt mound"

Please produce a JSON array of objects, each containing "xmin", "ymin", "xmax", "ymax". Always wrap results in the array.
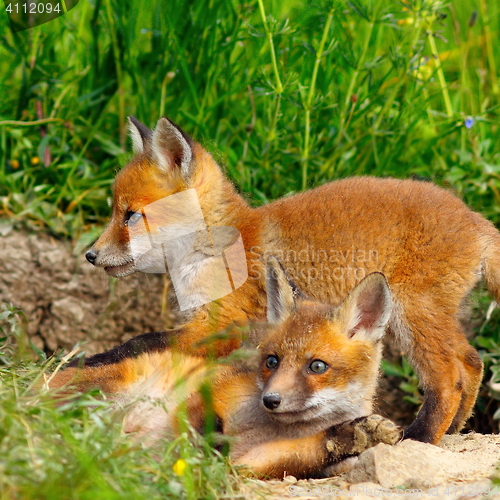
[{"xmin": 0, "ymin": 229, "xmax": 174, "ymax": 355}]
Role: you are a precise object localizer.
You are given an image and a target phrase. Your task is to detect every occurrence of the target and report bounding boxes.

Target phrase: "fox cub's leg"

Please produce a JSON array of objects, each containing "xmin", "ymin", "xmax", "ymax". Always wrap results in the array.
[
  {"xmin": 319, "ymin": 415, "xmax": 401, "ymax": 477},
  {"xmin": 233, "ymin": 415, "xmax": 400, "ymax": 479},
  {"xmin": 402, "ymin": 309, "xmax": 482, "ymax": 443},
  {"xmin": 447, "ymin": 340, "xmax": 483, "ymax": 434}
]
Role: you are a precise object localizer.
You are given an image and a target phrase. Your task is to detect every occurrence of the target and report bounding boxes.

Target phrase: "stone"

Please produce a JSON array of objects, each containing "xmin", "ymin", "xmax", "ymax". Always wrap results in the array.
[{"xmin": 346, "ymin": 436, "xmax": 500, "ymax": 489}]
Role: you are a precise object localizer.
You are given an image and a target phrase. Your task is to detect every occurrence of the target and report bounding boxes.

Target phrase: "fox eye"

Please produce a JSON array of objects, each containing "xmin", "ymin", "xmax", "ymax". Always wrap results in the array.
[
  {"xmin": 126, "ymin": 211, "xmax": 142, "ymax": 226},
  {"xmin": 265, "ymin": 355, "xmax": 279, "ymax": 370},
  {"xmin": 309, "ymin": 359, "xmax": 328, "ymax": 374}
]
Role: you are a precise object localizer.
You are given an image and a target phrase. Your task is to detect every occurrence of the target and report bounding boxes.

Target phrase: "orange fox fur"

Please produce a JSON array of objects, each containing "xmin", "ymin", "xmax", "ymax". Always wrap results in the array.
[
  {"xmin": 60, "ymin": 116, "xmax": 500, "ymax": 444},
  {"xmin": 51, "ymin": 258, "xmax": 400, "ymax": 478}
]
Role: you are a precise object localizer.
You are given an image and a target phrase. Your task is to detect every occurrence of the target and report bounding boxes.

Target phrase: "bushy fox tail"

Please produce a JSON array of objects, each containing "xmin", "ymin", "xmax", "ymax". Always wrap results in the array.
[{"xmin": 480, "ymin": 218, "xmax": 500, "ymax": 303}]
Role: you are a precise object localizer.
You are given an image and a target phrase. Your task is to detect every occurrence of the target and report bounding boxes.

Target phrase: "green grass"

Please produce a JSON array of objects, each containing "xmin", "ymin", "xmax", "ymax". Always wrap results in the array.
[
  {"xmin": 0, "ymin": 306, "xmax": 240, "ymax": 500},
  {"xmin": 1, "ymin": 0, "xmax": 500, "ymax": 236},
  {"xmin": 0, "ymin": 368, "xmax": 238, "ymax": 500},
  {"xmin": 1, "ymin": 0, "xmax": 500, "ymax": 497}
]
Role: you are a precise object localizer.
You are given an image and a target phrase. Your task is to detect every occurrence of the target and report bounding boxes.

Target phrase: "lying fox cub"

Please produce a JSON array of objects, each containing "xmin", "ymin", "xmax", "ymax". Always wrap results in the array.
[
  {"xmin": 50, "ymin": 258, "xmax": 400, "ymax": 478},
  {"xmin": 186, "ymin": 258, "xmax": 400, "ymax": 478}
]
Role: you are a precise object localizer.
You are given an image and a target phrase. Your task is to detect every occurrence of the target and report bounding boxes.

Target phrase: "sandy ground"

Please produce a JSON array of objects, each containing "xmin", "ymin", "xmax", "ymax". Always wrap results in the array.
[{"xmin": 240, "ymin": 433, "xmax": 500, "ymax": 499}]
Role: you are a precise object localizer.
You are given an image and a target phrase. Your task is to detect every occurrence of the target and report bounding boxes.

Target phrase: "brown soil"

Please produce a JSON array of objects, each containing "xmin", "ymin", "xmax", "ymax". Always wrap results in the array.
[{"xmin": 0, "ymin": 229, "xmax": 175, "ymax": 355}]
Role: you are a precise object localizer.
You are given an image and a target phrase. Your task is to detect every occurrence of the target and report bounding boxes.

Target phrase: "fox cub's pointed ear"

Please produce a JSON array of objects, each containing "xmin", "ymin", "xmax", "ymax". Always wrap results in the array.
[
  {"xmin": 338, "ymin": 272, "xmax": 392, "ymax": 342},
  {"xmin": 151, "ymin": 117, "xmax": 194, "ymax": 179},
  {"xmin": 266, "ymin": 256, "xmax": 301, "ymax": 324},
  {"xmin": 128, "ymin": 116, "xmax": 152, "ymax": 154}
]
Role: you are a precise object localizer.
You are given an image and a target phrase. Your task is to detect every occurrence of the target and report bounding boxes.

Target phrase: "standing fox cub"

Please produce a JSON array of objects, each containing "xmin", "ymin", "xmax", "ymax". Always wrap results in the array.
[
  {"xmin": 51, "ymin": 258, "xmax": 400, "ymax": 478},
  {"xmin": 75, "ymin": 116, "xmax": 500, "ymax": 444}
]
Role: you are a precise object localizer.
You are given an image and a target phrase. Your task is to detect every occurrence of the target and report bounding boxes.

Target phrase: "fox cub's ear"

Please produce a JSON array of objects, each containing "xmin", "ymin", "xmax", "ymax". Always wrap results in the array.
[
  {"xmin": 338, "ymin": 272, "xmax": 392, "ymax": 342},
  {"xmin": 128, "ymin": 116, "xmax": 152, "ymax": 154},
  {"xmin": 151, "ymin": 117, "xmax": 194, "ymax": 179},
  {"xmin": 266, "ymin": 256, "xmax": 302, "ymax": 324}
]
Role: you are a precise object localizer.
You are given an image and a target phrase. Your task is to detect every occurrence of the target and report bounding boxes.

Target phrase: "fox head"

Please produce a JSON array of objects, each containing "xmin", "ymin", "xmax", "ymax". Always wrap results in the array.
[
  {"xmin": 256, "ymin": 257, "xmax": 392, "ymax": 427},
  {"xmin": 86, "ymin": 117, "xmax": 241, "ymax": 277}
]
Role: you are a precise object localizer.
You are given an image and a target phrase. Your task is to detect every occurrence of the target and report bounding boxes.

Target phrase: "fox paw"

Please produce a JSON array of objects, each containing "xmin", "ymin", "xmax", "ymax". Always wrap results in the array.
[
  {"xmin": 326, "ymin": 414, "xmax": 400, "ymax": 458},
  {"xmin": 354, "ymin": 414, "xmax": 401, "ymax": 449}
]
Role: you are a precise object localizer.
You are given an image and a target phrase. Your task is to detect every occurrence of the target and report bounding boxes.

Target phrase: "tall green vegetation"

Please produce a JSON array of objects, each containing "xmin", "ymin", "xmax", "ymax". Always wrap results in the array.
[{"xmin": 1, "ymin": 0, "xmax": 499, "ymax": 236}]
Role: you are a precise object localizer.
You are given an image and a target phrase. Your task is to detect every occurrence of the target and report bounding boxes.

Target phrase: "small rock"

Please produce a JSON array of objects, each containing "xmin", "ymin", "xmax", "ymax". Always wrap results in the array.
[
  {"xmin": 0, "ymin": 224, "xmax": 13, "ymax": 236},
  {"xmin": 283, "ymin": 475, "xmax": 297, "ymax": 483},
  {"xmin": 52, "ymin": 297, "xmax": 86, "ymax": 324},
  {"xmin": 346, "ymin": 438, "xmax": 500, "ymax": 489},
  {"xmin": 347, "ymin": 441, "xmax": 440, "ymax": 487}
]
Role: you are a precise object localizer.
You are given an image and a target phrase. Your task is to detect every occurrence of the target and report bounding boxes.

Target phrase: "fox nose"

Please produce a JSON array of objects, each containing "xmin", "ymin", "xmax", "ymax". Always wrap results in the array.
[
  {"xmin": 263, "ymin": 393, "xmax": 281, "ymax": 410},
  {"xmin": 85, "ymin": 249, "xmax": 98, "ymax": 265}
]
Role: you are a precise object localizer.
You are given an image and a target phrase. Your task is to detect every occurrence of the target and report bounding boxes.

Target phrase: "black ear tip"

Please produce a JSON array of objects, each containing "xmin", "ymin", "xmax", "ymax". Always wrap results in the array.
[
  {"xmin": 154, "ymin": 116, "xmax": 193, "ymax": 146},
  {"xmin": 266, "ymin": 255, "xmax": 280, "ymax": 273},
  {"xmin": 357, "ymin": 272, "xmax": 391, "ymax": 306},
  {"xmin": 157, "ymin": 116, "xmax": 173, "ymax": 126},
  {"xmin": 266, "ymin": 256, "xmax": 289, "ymax": 284},
  {"xmin": 128, "ymin": 116, "xmax": 153, "ymax": 141}
]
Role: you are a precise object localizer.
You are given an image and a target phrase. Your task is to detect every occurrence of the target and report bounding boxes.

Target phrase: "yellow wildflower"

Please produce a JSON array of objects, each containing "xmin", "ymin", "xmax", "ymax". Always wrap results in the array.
[
  {"xmin": 397, "ymin": 17, "xmax": 414, "ymax": 26},
  {"xmin": 413, "ymin": 57, "xmax": 433, "ymax": 82},
  {"xmin": 173, "ymin": 459, "xmax": 187, "ymax": 476}
]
